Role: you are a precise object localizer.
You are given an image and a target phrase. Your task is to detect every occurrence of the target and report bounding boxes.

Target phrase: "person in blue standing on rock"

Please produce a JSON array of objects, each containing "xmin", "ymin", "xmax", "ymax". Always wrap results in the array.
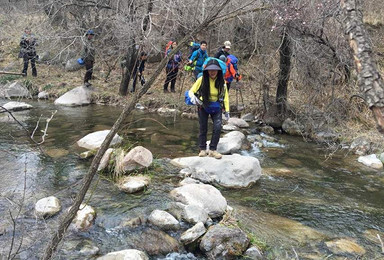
[
  {"xmin": 163, "ymin": 41, "xmax": 182, "ymax": 93},
  {"xmin": 188, "ymin": 40, "xmax": 208, "ymax": 80}
]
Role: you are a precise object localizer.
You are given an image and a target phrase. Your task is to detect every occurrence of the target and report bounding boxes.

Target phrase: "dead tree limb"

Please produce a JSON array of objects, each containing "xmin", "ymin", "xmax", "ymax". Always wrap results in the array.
[
  {"xmin": 41, "ymin": 1, "xmax": 231, "ymax": 259},
  {"xmin": 341, "ymin": 0, "xmax": 384, "ymax": 133}
]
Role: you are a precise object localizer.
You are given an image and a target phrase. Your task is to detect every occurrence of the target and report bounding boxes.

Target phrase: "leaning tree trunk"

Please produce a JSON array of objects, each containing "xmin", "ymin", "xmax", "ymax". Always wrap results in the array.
[
  {"xmin": 41, "ymin": 1, "xmax": 231, "ymax": 259},
  {"xmin": 119, "ymin": 40, "xmax": 138, "ymax": 96},
  {"xmin": 276, "ymin": 28, "xmax": 292, "ymax": 116},
  {"xmin": 341, "ymin": 0, "xmax": 384, "ymax": 133}
]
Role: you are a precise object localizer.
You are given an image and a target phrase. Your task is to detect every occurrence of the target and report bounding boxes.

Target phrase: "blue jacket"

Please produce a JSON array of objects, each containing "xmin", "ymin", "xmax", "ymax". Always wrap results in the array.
[
  {"xmin": 166, "ymin": 48, "xmax": 182, "ymax": 70},
  {"xmin": 190, "ymin": 48, "xmax": 208, "ymax": 72}
]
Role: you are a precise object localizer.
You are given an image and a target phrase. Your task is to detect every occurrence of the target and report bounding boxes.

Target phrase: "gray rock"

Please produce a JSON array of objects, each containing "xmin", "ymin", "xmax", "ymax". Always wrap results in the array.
[
  {"xmin": 71, "ymin": 203, "xmax": 96, "ymax": 231},
  {"xmin": 65, "ymin": 58, "xmax": 84, "ymax": 72},
  {"xmin": 122, "ymin": 146, "xmax": 153, "ymax": 172},
  {"xmin": 200, "ymin": 224, "xmax": 250, "ymax": 259},
  {"xmin": 98, "ymin": 148, "xmax": 114, "ymax": 171},
  {"xmin": 379, "ymin": 153, "xmax": 384, "ymax": 164},
  {"xmin": 171, "ymin": 154, "xmax": 261, "ymax": 188},
  {"xmin": 282, "ymin": 118, "xmax": 303, "ymax": 136},
  {"xmin": 241, "ymin": 113, "xmax": 255, "ymax": 122},
  {"xmin": 183, "ymin": 204, "xmax": 209, "ymax": 224},
  {"xmin": 148, "ymin": 209, "xmax": 180, "ymax": 230},
  {"xmin": 54, "ymin": 86, "xmax": 93, "ymax": 106},
  {"xmin": 131, "ymin": 228, "xmax": 181, "ymax": 255},
  {"xmin": 2, "ymin": 101, "xmax": 33, "ymax": 111},
  {"xmin": 79, "ymin": 244, "xmax": 100, "ymax": 256},
  {"xmin": 350, "ymin": 137, "xmax": 371, "ymax": 155},
  {"xmin": 222, "ymin": 124, "xmax": 239, "ymax": 131},
  {"xmin": 38, "ymin": 91, "xmax": 49, "ymax": 99},
  {"xmin": 77, "ymin": 130, "xmax": 122, "ymax": 150},
  {"xmin": 180, "ymin": 222, "xmax": 207, "ymax": 244},
  {"xmin": 357, "ymin": 154, "xmax": 383, "ymax": 169},
  {"xmin": 216, "ymin": 131, "xmax": 246, "ymax": 154},
  {"xmin": 179, "ymin": 177, "xmax": 201, "ymax": 186},
  {"xmin": 118, "ymin": 175, "xmax": 150, "ymax": 193},
  {"xmin": 259, "ymin": 125, "xmax": 274, "ymax": 135},
  {"xmin": 97, "ymin": 249, "xmax": 148, "ymax": 260},
  {"xmin": 35, "ymin": 196, "xmax": 61, "ymax": 218},
  {"xmin": 157, "ymin": 107, "xmax": 181, "ymax": 117},
  {"xmin": 244, "ymin": 246, "xmax": 263, "ymax": 259},
  {"xmin": 0, "ymin": 81, "xmax": 31, "ymax": 98},
  {"xmin": 228, "ymin": 117, "xmax": 249, "ymax": 128},
  {"xmin": 170, "ymin": 183, "xmax": 227, "ymax": 218}
]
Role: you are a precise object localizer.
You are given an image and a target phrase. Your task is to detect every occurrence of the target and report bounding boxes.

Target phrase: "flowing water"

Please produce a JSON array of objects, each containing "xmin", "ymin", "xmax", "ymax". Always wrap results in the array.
[{"xmin": 0, "ymin": 99, "xmax": 383, "ymax": 259}]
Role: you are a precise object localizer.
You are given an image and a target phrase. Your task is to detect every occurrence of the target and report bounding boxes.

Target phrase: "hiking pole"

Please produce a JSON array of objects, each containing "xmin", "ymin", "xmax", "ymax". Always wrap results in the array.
[
  {"xmin": 236, "ymin": 81, "xmax": 245, "ymax": 108},
  {"xmin": 0, "ymin": 71, "xmax": 26, "ymax": 76}
]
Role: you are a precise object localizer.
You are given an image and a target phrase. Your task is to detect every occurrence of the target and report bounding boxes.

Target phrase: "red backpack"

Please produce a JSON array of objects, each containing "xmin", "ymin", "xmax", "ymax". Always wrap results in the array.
[{"xmin": 164, "ymin": 41, "xmax": 173, "ymax": 57}]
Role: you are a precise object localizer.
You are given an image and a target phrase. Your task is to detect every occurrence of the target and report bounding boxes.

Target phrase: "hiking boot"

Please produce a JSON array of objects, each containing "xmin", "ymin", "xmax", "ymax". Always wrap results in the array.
[
  {"xmin": 171, "ymin": 89, "xmax": 176, "ymax": 93},
  {"xmin": 163, "ymin": 89, "xmax": 169, "ymax": 93},
  {"xmin": 198, "ymin": 150, "xmax": 207, "ymax": 157},
  {"xmin": 209, "ymin": 150, "xmax": 222, "ymax": 159},
  {"xmin": 84, "ymin": 82, "xmax": 92, "ymax": 87}
]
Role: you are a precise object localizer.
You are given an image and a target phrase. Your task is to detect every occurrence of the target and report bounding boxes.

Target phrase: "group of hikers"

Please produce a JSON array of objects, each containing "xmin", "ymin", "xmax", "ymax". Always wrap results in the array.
[{"xmin": 19, "ymin": 28, "xmax": 242, "ymax": 160}]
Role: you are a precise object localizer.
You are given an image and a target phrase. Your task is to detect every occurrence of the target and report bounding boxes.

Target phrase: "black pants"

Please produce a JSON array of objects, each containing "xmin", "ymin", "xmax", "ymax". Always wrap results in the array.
[
  {"xmin": 131, "ymin": 69, "xmax": 144, "ymax": 92},
  {"xmin": 164, "ymin": 68, "xmax": 178, "ymax": 92},
  {"xmin": 22, "ymin": 55, "xmax": 37, "ymax": 76},
  {"xmin": 227, "ymin": 82, "xmax": 232, "ymax": 91},
  {"xmin": 84, "ymin": 60, "xmax": 94, "ymax": 83},
  {"xmin": 198, "ymin": 107, "xmax": 222, "ymax": 151}
]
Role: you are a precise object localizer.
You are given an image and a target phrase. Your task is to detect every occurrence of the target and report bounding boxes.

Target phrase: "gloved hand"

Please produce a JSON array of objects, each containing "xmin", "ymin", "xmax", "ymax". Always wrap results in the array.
[
  {"xmin": 190, "ymin": 95, "xmax": 202, "ymax": 105},
  {"xmin": 224, "ymin": 112, "xmax": 230, "ymax": 121}
]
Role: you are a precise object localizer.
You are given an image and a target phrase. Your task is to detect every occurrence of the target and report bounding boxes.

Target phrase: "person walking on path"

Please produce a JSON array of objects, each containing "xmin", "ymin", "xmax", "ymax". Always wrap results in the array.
[
  {"xmin": 188, "ymin": 40, "xmax": 208, "ymax": 80},
  {"xmin": 20, "ymin": 28, "xmax": 38, "ymax": 77},
  {"xmin": 131, "ymin": 51, "xmax": 147, "ymax": 93},
  {"xmin": 214, "ymin": 40, "xmax": 231, "ymax": 59},
  {"xmin": 188, "ymin": 59, "xmax": 230, "ymax": 159},
  {"xmin": 81, "ymin": 29, "xmax": 95, "ymax": 86},
  {"xmin": 163, "ymin": 41, "xmax": 182, "ymax": 93}
]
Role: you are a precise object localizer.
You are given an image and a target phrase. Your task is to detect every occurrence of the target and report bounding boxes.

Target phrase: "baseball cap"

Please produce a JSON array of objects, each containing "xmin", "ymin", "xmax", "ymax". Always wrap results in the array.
[{"xmin": 204, "ymin": 59, "xmax": 221, "ymax": 71}]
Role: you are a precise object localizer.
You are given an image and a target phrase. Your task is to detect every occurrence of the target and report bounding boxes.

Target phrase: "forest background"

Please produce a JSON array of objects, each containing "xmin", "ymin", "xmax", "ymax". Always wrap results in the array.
[{"xmin": 1, "ymin": 0, "xmax": 384, "ymax": 150}]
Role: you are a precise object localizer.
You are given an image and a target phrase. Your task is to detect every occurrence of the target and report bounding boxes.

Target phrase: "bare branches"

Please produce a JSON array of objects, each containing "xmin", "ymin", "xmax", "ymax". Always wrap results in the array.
[{"xmin": 30, "ymin": 110, "xmax": 57, "ymax": 144}]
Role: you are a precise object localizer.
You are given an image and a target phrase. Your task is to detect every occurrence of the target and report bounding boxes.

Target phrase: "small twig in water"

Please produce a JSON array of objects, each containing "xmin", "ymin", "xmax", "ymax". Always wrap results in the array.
[{"xmin": 292, "ymin": 246, "xmax": 299, "ymax": 260}]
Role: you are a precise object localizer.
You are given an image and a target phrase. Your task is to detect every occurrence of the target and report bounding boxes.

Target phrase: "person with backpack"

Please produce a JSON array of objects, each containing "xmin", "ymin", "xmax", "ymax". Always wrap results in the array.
[
  {"xmin": 80, "ymin": 29, "xmax": 95, "ymax": 86},
  {"xmin": 188, "ymin": 59, "xmax": 230, "ymax": 159},
  {"xmin": 214, "ymin": 40, "xmax": 231, "ymax": 59},
  {"xmin": 224, "ymin": 54, "xmax": 241, "ymax": 91},
  {"xmin": 131, "ymin": 51, "xmax": 148, "ymax": 93},
  {"xmin": 163, "ymin": 41, "xmax": 182, "ymax": 93},
  {"xmin": 20, "ymin": 28, "xmax": 38, "ymax": 77},
  {"xmin": 188, "ymin": 40, "xmax": 208, "ymax": 80}
]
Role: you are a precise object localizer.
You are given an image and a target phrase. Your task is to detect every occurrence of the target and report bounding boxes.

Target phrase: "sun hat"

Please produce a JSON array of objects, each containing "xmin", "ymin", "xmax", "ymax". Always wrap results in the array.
[
  {"xmin": 224, "ymin": 40, "xmax": 231, "ymax": 49},
  {"xmin": 204, "ymin": 59, "xmax": 221, "ymax": 71}
]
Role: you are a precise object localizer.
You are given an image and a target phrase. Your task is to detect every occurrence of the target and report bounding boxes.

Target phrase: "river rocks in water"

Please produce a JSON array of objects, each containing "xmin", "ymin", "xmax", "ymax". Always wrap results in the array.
[
  {"xmin": 98, "ymin": 148, "xmax": 114, "ymax": 171},
  {"xmin": 118, "ymin": 175, "xmax": 150, "ymax": 193},
  {"xmin": 259, "ymin": 125, "xmax": 275, "ymax": 135},
  {"xmin": 357, "ymin": 154, "xmax": 383, "ymax": 169},
  {"xmin": 215, "ymin": 130, "xmax": 247, "ymax": 154},
  {"xmin": 148, "ymin": 209, "xmax": 180, "ymax": 230},
  {"xmin": 282, "ymin": 118, "xmax": 303, "ymax": 136},
  {"xmin": 54, "ymin": 86, "xmax": 93, "ymax": 106},
  {"xmin": 131, "ymin": 228, "xmax": 181, "ymax": 255},
  {"xmin": 65, "ymin": 58, "xmax": 84, "ymax": 72},
  {"xmin": 241, "ymin": 113, "xmax": 255, "ymax": 122},
  {"xmin": 157, "ymin": 107, "xmax": 181, "ymax": 117},
  {"xmin": 71, "ymin": 203, "xmax": 96, "ymax": 231},
  {"xmin": 350, "ymin": 137, "xmax": 371, "ymax": 155},
  {"xmin": 38, "ymin": 91, "xmax": 49, "ymax": 99},
  {"xmin": 170, "ymin": 183, "xmax": 227, "ymax": 218},
  {"xmin": 122, "ymin": 146, "xmax": 153, "ymax": 172},
  {"xmin": 77, "ymin": 130, "xmax": 122, "ymax": 150},
  {"xmin": 179, "ymin": 177, "xmax": 201, "ymax": 186},
  {"xmin": 97, "ymin": 249, "xmax": 149, "ymax": 260},
  {"xmin": 80, "ymin": 150, "xmax": 96, "ymax": 159},
  {"xmin": 180, "ymin": 222, "xmax": 207, "ymax": 245},
  {"xmin": 244, "ymin": 246, "xmax": 263, "ymax": 259},
  {"xmin": 35, "ymin": 196, "xmax": 61, "ymax": 218},
  {"xmin": 183, "ymin": 204, "xmax": 209, "ymax": 224},
  {"xmin": 0, "ymin": 81, "xmax": 31, "ymax": 98},
  {"xmin": 171, "ymin": 154, "xmax": 261, "ymax": 188},
  {"xmin": 2, "ymin": 101, "xmax": 32, "ymax": 112},
  {"xmin": 200, "ymin": 224, "xmax": 250, "ymax": 259},
  {"xmin": 379, "ymin": 153, "xmax": 384, "ymax": 164},
  {"xmin": 325, "ymin": 238, "xmax": 366, "ymax": 255},
  {"xmin": 228, "ymin": 117, "xmax": 249, "ymax": 128},
  {"xmin": 222, "ymin": 124, "xmax": 239, "ymax": 131}
]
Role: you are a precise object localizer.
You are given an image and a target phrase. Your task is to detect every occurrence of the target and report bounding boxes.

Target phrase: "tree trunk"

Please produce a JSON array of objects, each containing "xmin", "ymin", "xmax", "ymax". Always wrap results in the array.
[
  {"xmin": 119, "ymin": 40, "xmax": 138, "ymax": 96},
  {"xmin": 276, "ymin": 29, "xmax": 292, "ymax": 116},
  {"xmin": 341, "ymin": 0, "xmax": 384, "ymax": 133},
  {"xmin": 41, "ymin": 1, "xmax": 231, "ymax": 259}
]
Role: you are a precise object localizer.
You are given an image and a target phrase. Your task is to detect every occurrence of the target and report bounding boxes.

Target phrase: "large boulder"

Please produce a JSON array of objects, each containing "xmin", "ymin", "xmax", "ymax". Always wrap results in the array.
[
  {"xmin": 118, "ymin": 175, "xmax": 150, "ymax": 193},
  {"xmin": 65, "ymin": 58, "xmax": 84, "ymax": 72},
  {"xmin": 77, "ymin": 130, "xmax": 122, "ymax": 150},
  {"xmin": 2, "ymin": 101, "xmax": 33, "ymax": 111},
  {"xmin": 200, "ymin": 224, "xmax": 250, "ymax": 259},
  {"xmin": 216, "ymin": 131, "xmax": 247, "ymax": 154},
  {"xmin": 171, "ymin": 154, "xmax": 261, "ymax": 188},
  {"xmin": 121, "ymin": 146, "xmax": 153, "ymax": 172},
  {"xmin": 54, "ymin": 86, "xmax": 92, "ymax": 106},
  {"xmin": 148, "ymin": 209, "xmax": 180, "ymax": 230},
  {"xmin": 170, "ymin": 184, "xmax": 227, "ymax": 218},
  {"xmin": 0, "ymin": 82, "xmax": 30, "ymax": 98},
  {"xmin": 35, "ymin": 196, "xmax": 61, "ymax": 218},
  {"xmin": 97, "ymin": 249, "xmax": 149, "ymax": 260}
]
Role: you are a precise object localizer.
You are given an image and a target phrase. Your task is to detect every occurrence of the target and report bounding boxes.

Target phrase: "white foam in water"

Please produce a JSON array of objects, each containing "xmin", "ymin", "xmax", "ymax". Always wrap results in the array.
[
  {"xmin": 241, "ymin": 143, "xmax": 262, "ymax": 156},
  {"xmin": 158, "ymin": 252, "xmax": 198, "ymax": 260},
  {"xmin": 261, "ymin": 140, "xmax": 285, "ymax": 148}
]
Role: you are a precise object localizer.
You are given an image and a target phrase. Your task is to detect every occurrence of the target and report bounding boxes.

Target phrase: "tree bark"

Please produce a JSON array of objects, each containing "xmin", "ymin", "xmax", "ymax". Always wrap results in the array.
[
  {"xmin": 276, "ymin": 28, "xmax": 292, "ymax": 116},
  {"xmin": 341, "ymin": 0, "xmax": 384, "ymax": 133},
  {"xmin": 41, "ymin": 1, "xmax": 231, "ymax": 259},
  {"xmin": 119, "ymin": 39, "xmax": 138, "ymax": 96}
]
